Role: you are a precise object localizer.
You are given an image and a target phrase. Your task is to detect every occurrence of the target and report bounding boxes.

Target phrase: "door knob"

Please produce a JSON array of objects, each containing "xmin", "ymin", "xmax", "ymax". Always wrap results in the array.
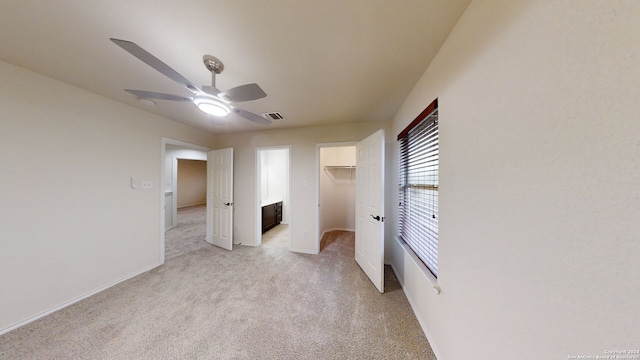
[
  {"xmin": 370, "ymin": 214, "xmax": 381, "ymax": 221},
  {"xmin": 224, "ymin": 202, "xmax": 233, "ymax": 206}
]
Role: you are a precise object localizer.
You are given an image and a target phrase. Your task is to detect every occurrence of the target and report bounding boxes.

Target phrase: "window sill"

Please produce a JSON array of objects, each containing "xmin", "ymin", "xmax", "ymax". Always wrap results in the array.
[{"xmin": 394, "ymin": 235, "xmax": 441, "ymax": 294}]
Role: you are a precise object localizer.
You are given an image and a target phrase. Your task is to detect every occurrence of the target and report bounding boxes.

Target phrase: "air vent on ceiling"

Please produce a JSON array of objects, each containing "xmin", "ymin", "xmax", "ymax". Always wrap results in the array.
[{"xmin": 263, "ymin": 112, "xmax": 285, "ymax": 121}]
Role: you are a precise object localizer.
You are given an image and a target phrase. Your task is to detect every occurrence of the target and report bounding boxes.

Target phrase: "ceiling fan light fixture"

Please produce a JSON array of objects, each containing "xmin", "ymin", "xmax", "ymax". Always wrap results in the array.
[{"xmin": 194, "ymin": 96, "xmax": 231, "ymax": 117}]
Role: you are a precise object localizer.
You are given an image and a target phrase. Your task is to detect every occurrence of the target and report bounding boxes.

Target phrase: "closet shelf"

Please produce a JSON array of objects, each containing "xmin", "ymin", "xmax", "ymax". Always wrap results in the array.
[
  {"xmin": 324, "ymin": 165, "xmax": 355, "ymax": 169},
  {"xmin": 324, "ymin": 165, "xmax": 356, "ymax": 180}
]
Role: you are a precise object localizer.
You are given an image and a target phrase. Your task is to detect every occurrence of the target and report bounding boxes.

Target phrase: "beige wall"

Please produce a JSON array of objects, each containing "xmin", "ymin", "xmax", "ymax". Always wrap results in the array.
[
  {"xmin": 389, "ymin": 1, "xmax": 640, "ymax": 359},
  {"xmin": 213, "ymin": 121, "xmax": 391, "ymax": 253},
  {"xmin": 0, "ymin": 60, "xmax": 215, "ymax": 333},
  {"xmin": 177, "ymin": 159, "xmax": 207, "ymax": 208},
  {"xmin": 164, "ymin": 145, "xmax": 208, "ymax": 192}
]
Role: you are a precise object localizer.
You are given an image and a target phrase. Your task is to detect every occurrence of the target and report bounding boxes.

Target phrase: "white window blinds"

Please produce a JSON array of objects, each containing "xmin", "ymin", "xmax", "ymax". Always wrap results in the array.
[{"xmin": 398, "ymin": 99, "xmax": 439, "ymax": 277}]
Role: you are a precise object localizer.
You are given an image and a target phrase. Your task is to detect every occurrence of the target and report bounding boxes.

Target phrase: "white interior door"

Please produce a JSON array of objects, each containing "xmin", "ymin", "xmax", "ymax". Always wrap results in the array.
[
  {"xmin": 355, "ymin": 129, "xmax": 385, "ymax": 293},
  {"xmin": 206, "ymin": 148, "xmax": 234, "ymax": 250}
]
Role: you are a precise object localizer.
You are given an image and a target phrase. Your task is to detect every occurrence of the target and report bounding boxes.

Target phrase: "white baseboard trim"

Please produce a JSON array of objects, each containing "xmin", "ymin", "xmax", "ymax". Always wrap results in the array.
[
  {"xmin": 235, "ymin": 242, "xmax": 258, "ymax": 247},
  {"xmin": 319, "ymin": 227, "xmax": 355, "ymax": 241},
  {"xmin": 290, "ymin": 247, "xmax": 317, "ymax": 255},
  {"xmin": 0, "ymin": 262, "xmax": 161, "ymax": 336},
  {"xmin": 390, "ymin": 237, "xmax": 443, "ymax": 360},
  {"xmin": 177, "ymin": 203, "xmax": 206, "ymax": 209}
]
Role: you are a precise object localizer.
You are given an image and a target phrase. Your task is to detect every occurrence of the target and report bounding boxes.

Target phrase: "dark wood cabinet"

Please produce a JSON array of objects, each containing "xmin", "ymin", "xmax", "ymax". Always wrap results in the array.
[{"xmin": 261, "ymin": 201, "xmax": 283, "ymax": 233}]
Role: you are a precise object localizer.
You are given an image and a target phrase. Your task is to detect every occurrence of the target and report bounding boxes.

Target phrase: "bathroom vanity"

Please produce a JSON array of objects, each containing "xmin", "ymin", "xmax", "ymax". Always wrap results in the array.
[{"xmin": 261, "ymin": 200, "xmax": 283, "ymax": 233}]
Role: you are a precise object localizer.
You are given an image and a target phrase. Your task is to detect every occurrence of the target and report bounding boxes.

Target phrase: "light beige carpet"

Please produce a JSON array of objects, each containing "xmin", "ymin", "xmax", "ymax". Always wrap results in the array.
[
  {"xmin": 0, "ymin": 230, "xmax": 436, "ymax": 359},
  {"xmin": 262, "ymin": 224, "xmax": 290, "ymax": 248},
  {"xmin": 165, "ymin": 205, "xmax": 209, "ymax": 260}
]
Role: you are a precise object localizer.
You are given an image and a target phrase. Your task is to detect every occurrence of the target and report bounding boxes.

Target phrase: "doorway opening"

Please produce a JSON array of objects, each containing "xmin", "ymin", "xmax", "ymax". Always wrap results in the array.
[
  {"xmin": 256, "ymin": 147, "xmax": 290, "ymax": 248},
  {"xmin": 160, "ymin": 139, "xmax": 210, "ymax": 263},
  {"xmin": 316, "ymin": 143, "xmax": 357, "ymax": 255}
]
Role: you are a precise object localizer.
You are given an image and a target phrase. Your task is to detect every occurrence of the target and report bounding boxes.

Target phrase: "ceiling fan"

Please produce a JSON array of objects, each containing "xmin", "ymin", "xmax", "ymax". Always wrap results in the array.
[{"xmin": 110, "ymin": 38, "xmax": 271, "ymax": 125}]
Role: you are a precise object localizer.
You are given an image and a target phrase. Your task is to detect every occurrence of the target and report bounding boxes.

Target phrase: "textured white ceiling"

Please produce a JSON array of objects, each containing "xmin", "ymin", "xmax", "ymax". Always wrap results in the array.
[{"xmin": 0, "ymin": 0, "xmax": 470, "ymax": 133}]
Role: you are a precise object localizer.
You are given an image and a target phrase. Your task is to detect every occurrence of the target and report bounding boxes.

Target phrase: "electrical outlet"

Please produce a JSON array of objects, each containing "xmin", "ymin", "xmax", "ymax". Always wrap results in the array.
[{"xmin": 140, "ymin": 180, "xmax": 153, "ymax": 189}]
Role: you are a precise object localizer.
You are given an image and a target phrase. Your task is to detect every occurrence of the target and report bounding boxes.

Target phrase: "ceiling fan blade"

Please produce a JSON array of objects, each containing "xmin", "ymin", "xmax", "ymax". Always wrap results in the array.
[
  {"xmin": 111, "ymin": 38, "xmax": 200, "ymax": 93},
  {"xmin": 202, "ymin": 85, "xmax": 221, "ymax": 96},
  {"xmin": 232, "ymin": 108, "xmax": 272, "ymax": 125},
  {"xmin": 220, "ymin": 83, "xmax": 267, "ymax": 103},
  {"xmin": 125, "ymin": 89, "xmax": 192, "ymax": 102}
]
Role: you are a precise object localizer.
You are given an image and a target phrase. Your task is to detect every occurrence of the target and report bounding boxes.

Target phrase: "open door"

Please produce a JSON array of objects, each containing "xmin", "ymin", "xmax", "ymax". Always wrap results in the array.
[
  {"xmin": 355, "ymin": 129, "xmax": 385, "ymax": 293},
  {"xmin": 206, "ymin": 148, "xmax": 234, "ymax": 250}
]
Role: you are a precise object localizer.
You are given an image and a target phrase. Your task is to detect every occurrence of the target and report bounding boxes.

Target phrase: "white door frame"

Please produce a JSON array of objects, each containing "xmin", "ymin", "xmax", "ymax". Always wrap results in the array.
[
  {"xmin": 160, "ymin": 137, "xmax": 210, "ymax": 263},
  {"xmin": 255, "ymin": 146, "xmax": 291, "ymax": 247},
  {"xmin": 315, "ymin": 141, "xmax": 358, "ymax": 254}
]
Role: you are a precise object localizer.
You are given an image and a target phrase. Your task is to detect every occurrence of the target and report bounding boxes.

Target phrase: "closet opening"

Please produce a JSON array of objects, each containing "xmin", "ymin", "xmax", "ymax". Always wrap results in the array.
[{"xmin": 316, "ymin": 143, "xmax": 357, "ymax": 255}]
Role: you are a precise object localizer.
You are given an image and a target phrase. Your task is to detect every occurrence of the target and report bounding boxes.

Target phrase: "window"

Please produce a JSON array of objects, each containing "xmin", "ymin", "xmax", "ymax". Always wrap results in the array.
[{"xmin": 398, "ymin": 99, "xmax": 439, "ymax": 277}]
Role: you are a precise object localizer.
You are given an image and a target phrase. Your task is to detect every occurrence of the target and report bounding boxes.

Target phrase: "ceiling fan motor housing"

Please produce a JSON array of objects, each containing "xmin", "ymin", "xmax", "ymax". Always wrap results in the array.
[{"xmin": 203, "ymin": 55, "xmax": 224, "ymax": 74}]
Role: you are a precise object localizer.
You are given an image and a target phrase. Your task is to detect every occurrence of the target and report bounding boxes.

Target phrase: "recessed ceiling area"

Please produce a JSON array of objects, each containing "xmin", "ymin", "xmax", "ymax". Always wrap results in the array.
[{"xmin": 0, "ymin": 0, "xmax": 471, "ymax": 134}]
